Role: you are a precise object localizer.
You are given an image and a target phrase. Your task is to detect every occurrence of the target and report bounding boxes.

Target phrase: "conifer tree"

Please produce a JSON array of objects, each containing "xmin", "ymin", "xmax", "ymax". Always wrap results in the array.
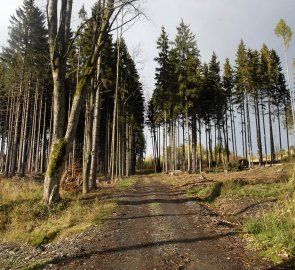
[
  {"xmin": 173, "ymin": 20, "xmax": 200, "ymax": 172},
  {"xmin": 153, "ymin": 26, "xmax": 174, "ymax": 172},
  {"xmin": 1, "ymin": 0, "xmax": 49, "ymax": 177},
  {"xmin": 260, "ymin": 45, "xmax": 276, "ymax": 163},
  {"xmin": 223, "ymin": 58, "xmax": 237, "ymax": 160},
  {"xmin": 247, "ymin": 49, "xmax": 263, "ymax": 165}
]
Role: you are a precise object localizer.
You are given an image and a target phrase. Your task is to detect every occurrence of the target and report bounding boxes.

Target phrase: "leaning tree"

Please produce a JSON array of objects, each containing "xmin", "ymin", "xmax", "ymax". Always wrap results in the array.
[{"xmin": 44, "ymin": 0, "xmax": 142, "ymax": 205}]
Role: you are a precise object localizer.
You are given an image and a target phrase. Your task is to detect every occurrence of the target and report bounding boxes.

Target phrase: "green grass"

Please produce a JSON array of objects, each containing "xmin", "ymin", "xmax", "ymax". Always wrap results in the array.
[
  {"xmin": 186, "ymin": 184, "xmax": 214, "ymax": 198},
  {"xmin": 221, "ymin": 179, "xmax": 293, "ymax": 199},
  {"xmin": 244, "ymin": 198, "xmax": 295, "ymax": 263},
  {"xmin": 185, "ymin": 182, "xmax": 223, "ymax": 202},
  {"xmin": 149, "ymin": 202, "xmax": 160, "ymax": 208},
  {"xmin": 117, "ymin": 177, "xmax": 137, "ymax": 189},
  {"xmin": 239, "ymin": 177, "xmax": 295, "ymax": 263}
]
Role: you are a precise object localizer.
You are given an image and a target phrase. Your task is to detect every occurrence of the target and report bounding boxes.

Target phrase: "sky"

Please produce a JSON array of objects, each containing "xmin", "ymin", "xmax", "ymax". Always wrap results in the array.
[{"xmin": 0, "ymin": 0, "xmax": 295, "ymax": 156}]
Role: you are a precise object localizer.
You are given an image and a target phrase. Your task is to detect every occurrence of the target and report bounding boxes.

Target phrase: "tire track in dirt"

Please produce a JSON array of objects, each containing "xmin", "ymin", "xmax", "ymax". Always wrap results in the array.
[{"xmin": 48, "ymin": 176, "xmax": 272, "ymax": 270}]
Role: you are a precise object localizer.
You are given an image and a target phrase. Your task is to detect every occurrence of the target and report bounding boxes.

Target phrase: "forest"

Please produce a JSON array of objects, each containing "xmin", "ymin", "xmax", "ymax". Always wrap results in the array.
[
  {"xmin": 147, "ymin": 22, "xmax": 294, "ymax": 173},
  {"xmin": 0, "ymin": 0, "xmax": 295, "ymax": 269},
  {"xmin": 0, "ymin": 0, "xmax": 145, "ymax": 204}
]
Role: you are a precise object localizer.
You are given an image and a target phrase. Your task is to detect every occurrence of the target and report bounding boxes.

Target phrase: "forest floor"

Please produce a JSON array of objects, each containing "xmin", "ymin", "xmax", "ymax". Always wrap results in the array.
[{"xmin": 1, "ymin": 167, "xmax": 295, "ymax": 270}]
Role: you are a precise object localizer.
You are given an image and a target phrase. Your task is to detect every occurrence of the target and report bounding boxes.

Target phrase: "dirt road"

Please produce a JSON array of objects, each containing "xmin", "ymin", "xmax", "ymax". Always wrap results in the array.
[{"xmin": 46, "ymin": 176, "xmax": 273, "ymax": 270}]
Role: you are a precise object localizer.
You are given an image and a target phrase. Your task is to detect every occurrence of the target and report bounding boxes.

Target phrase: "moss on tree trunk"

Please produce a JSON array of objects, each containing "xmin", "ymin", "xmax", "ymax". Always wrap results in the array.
[{"xmin": 44, "ymin": 139, "xmax": 68, "ymax": 205}]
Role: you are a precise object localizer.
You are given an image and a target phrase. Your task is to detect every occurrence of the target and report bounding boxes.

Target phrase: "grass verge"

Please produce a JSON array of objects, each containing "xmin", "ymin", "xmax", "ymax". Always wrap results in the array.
[
  {"xmin": 178, "ymin": 168, "xmax": 295, "ymax": 264},
  {"xmin": 243, "ymin": 184, "xmax": 295, "ymax": 264},
  {"xmin": 221, "ymin": 179, "xmax": 293, "ymax": 199},
  {"xmin": 0, "ymin": 176, "xmax": 138, "ymax": 246}
]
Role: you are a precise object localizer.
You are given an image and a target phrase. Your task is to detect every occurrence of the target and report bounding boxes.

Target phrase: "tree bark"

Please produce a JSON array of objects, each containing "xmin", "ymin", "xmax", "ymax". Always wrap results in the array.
[{"xmin": 44, "ymin": 0, "xmax": 115, "ymax": 205}]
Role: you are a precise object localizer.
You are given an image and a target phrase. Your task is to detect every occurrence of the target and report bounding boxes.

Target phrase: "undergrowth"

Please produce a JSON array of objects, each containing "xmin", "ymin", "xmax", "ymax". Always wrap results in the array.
[{"xmin": 0, "ymin": 176, "xmax": 137, "ymax": 246}]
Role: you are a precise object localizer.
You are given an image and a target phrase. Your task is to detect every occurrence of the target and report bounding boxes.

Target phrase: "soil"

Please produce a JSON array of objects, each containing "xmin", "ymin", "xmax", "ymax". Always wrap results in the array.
[
  {"xmin": 2, "ymin": 173, "xmax": 290, "ymax": 270},
  {"xmin": 46, "ymin": 176, "xmax": 276, "ymax": 269}
]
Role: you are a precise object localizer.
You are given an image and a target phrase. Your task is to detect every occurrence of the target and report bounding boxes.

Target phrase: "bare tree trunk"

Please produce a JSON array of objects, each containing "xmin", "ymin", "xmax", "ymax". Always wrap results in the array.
[
  {"xmin": 89, "ymin": 57, "xmax": 102, "ymax": 189},
  {"xmin": 28, "ymin": 88, "xmax": 38, "ymax": 172},
  {"xmin": 284, "ymin": 106, "xmax": 290, "ymax": 156},
  {"xmin": 277, "ymin": 107, "xmax": 283, "ymax": 161},
  {"xmin": 242, "ymin": 101, "xmax": 248, "ymax": 161},
  {"xmin": 192, "ymin": 115, "xmax": 196, "ymax": 172},
  {"xmin": 10, "ymin": 92, "xmax": 22, "ymax": 176},
  {"xmin": 254, "ymin": 97, "xmax": 263, "ymax": 166},
  {"xmin": 163, "ymin": 121, "xmax": 166, "ymax": 173},
  {"xmin": 240, "ymin": 109, "xmax": 245, "ymax": 159},
  {"xmin": 19, "ymin": 87, "xmax": 30, "ymax": 176},
  {"xmin": 261, "ymin": 97, "xmax": 268, "ymax": 165},
  {"xmin": 205, "ymin": 126, "xmax": 209, "ymax": 168},
  {"xmin": 198, "ymin": 118, "xmax": 202, "ymax": 173},
  {"xmin": 40, "ymin": 100, "xmax": 47, "ymax": 173},
  {"xmin": 268, "ymin": 96, "xmax": 275, "ymax": 164},
  {"xmin": 229, "ymin": 101, "xmax": 236, "ymax": 160},
  {"xmin": 35, "ymin": 89, "xmax": 43, "ymax": 172},
  {"xmin": 182, "ymin": 117, "xmax": 185, "ymax": 171},
  {"xmin": 110, "ymin": 37, "xmax": 121, "ymax": 180},
  {"xmin": 173, "ymin": 118, "xmax": 177, "ymax": 170},
  {"xmin": 185, "ymin": 110, "xmax": 191, "ymax": 172},
  {"xmin": 83, "ymin": 84, "xmax": 94, "ymax": 194},
  {"xmin": 208, "ymin": 126, "xmax": 213, "ymax": 168},
  {"xmin": 47, "ymin": 102, "xmax": 53, "ymax": 165},
  {"xmin": 163, "ymin": 111, "xmax": 168, "ymax": 173},
  {"xmin": 245, "ymin": 92, "xmax": 253, "ymax": 168}
]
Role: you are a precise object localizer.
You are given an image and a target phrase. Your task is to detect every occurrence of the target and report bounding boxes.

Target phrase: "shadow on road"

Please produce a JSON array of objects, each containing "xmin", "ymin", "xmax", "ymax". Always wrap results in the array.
[
  {"xmin": 101, "ymin": 212, "xmax": 200, "ymax": 221},
  {"xmin": 117, "ymin": 197, "xmax": 201, "ymax": 206},
  {"xmin": 49, "ymin": 232, "xmax": 236, "ymax": 266}
]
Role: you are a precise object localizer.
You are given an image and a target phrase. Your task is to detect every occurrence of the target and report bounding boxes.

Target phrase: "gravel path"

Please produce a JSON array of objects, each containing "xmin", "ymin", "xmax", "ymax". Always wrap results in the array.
[{"xmin": 42, "ymin": 176, "xmax": 272, "ymax": 270}]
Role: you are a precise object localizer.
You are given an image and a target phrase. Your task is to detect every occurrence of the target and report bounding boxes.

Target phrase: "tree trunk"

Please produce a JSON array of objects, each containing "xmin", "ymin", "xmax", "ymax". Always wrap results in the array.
[
  {"xmin": 44, "ymin": 0, "xmax": 115, "ymax": 205},
  {"xmin": 89, "ymin": 57, "xmax": 102, "ymax": 189},
  {"xmin": 277, "ymin": 107, "xmax": 283, "ymax": 161},
  {"xmin": 268, "ymin": 95, "xmax": 275, "ymax": 164},
  {"xmin": 198, "ymin": 118, "xmax": 202, "ymax": 173},
  {"xmin": 185, "ymin": 111, "xmax": 191, "ymax": 172},
  {"xmin": 83, "ymin": 85, "xmax": 94, "ymax": 194},
  {"xmin": 254, "ymin": 97, "xmax": 263, "ymax": 166},
  {"xmin": 261, "ymin": 97, "xmax": 268, "ymax": 165}
]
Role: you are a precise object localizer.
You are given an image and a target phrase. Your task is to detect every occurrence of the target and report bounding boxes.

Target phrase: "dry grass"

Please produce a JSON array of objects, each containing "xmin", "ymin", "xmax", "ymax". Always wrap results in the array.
[
  {"xmin": 0, "ymin": 177, "xmax": 43, "ymax": 204},
  {"xmin": 158, "ymin": 165, "xmax": 290, "ymax": 188},
  {"xmin": 0, "ymin": 176, "xmax": 137, "ymax": 246}
]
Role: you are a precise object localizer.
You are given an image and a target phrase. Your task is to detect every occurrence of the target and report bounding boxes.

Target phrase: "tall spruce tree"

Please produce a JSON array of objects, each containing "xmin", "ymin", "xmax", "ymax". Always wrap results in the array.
[
  {"xmin": 247, "ymin": 49, "xmax": 263, "ymax": 165},
  {"xmin": 1, "ymin": 0, "xmax": 49, "ymax": 177},
  {"xmin": 223, "ymin": 58, "xmax": 237, "ymax": 160},
  {"xmin": 153, "ymin": 27, "xmax": 170, "ymax": 172},
  {"xmin": 173, "ymin": 20, "xmax": 200, "ymax": 172}
]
